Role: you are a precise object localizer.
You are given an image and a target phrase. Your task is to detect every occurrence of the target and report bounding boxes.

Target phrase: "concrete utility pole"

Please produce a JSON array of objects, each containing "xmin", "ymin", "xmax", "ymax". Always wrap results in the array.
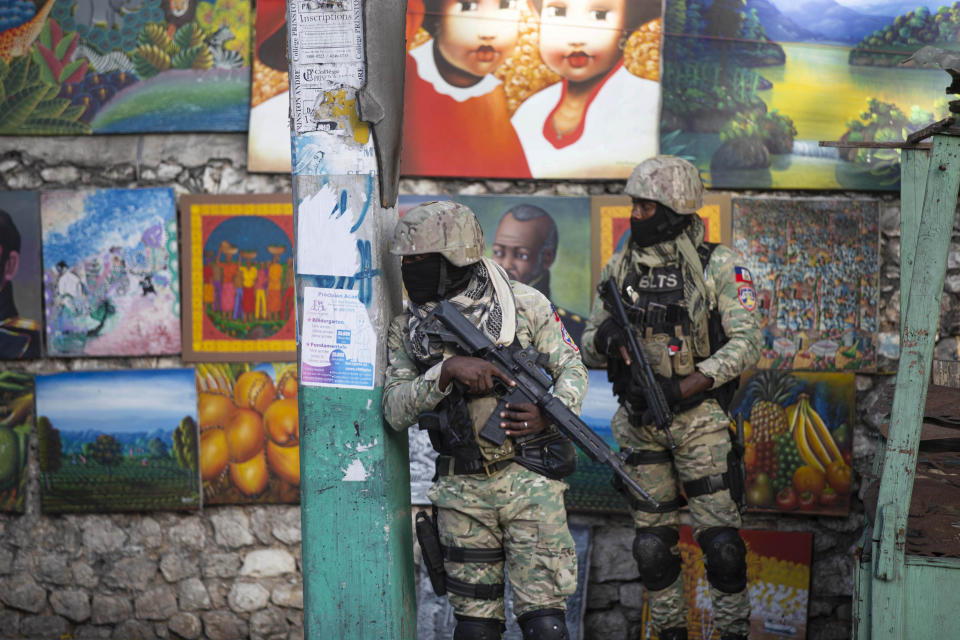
[{"xmin": 286, "ymin": 1, "xmax": 414, "ymax": 637}]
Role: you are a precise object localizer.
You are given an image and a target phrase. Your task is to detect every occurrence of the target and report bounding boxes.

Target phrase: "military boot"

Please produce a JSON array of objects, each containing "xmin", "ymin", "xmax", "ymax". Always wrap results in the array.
[{"xmin": 658, "ymin": 628, "xmax": 687, "ymax": 640}]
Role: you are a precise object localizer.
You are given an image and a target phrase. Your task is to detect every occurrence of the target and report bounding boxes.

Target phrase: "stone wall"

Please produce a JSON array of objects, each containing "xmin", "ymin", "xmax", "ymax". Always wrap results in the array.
[{"xmin": 1, "ymin": 133, "xmax": 956, "ymax": 640}]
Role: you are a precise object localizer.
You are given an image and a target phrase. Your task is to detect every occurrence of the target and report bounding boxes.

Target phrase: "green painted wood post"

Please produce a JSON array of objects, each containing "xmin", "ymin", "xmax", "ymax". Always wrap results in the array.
[
  {"xmin": 899, "ymin": 148, "xmax": 931, "ymax": 329},
  {"xmin": 871, "ymin": 134, "xmax": 960, "ymax": 639},
  {"xmin": 286, "ymin": 3, "xmax": 415, "ymax": 638}
]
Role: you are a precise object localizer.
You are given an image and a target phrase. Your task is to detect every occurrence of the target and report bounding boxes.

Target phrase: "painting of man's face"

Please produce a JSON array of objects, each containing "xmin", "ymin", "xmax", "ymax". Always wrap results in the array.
[{"xmin": 491, "ymin": 210, "xmax": 556, "ymax": 284}]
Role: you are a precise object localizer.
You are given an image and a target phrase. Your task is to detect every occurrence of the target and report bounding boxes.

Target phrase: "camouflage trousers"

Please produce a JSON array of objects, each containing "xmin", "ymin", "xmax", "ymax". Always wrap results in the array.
[
  {"xmin": 427, "ymin": 461, "xmax": 577, "ymax": 621},
  {"xmin": 612, "ymin": 398, "xmax": 751, "ymax": 636}
]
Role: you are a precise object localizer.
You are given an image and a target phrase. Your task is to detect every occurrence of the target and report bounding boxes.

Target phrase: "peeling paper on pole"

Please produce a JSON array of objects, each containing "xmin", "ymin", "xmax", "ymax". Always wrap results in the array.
[{"xmin": 296, "ymin": 184, "xmax": 362, "ymax": 276}]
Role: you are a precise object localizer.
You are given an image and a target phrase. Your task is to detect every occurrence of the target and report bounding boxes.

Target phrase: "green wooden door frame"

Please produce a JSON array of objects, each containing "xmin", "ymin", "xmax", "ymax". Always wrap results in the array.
[{"xmin": 869, "ymin": 134, "xmax": 960, "ymax": 639}]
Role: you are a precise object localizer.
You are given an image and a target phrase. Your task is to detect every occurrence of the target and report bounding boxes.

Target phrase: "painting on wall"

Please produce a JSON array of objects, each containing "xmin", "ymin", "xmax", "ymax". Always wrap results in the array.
[
  {"xmin": 590, "ymin": 192, "xmax": 732, "ymax": 294},
  {"xmin": 733, "ymin": 198, "xmax": 879, "ymax": 371},
  {"xmin": 180, "ymin": 194, "xmax": 296, "ymax": 362},
  {"xmin": 660, "ymin": 0, "xmax": 960, "ymax": 190},
  {"xmin": 0, "ymin": 191, "xmax": 44, "ymax": 359},
  {"xmin": 639, "ymin": 527, "xmax": 812, "ymax": 640},
  {"xmin": 401, "ymin": 0, "xmax": 662, "ymax": 179},
  {"xmin": 456, "ymin": 194, "xmax": 591, "ymax": 346},
  {"xmin": 196, "ymin": 361, "xmax": 299, "ymax": 505},
  {"xmin": 246, "ymin": 0, "xmax": 290, "ymax": 172},
  {"xmin": 730, "ymin": 370, "xmax": 854, "ymax": 517},
  {"xmin": 35, "ymin": 368, "xmax": 200, "ymax": 513},
  {"xmin": 0, "ymin": 371, "xmax": 34, "ymax": 513},
  {"xmin": 41, "ymin": 187, "xmax": 180, "ymax": 357},
  {"xmin": 0, "ymin": 0, "xmax": 251, "ymax": 135}
]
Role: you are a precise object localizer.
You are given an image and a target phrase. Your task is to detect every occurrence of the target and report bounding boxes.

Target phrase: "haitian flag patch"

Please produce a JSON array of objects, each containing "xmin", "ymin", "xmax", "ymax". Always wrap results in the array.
[
  {"xmin": 737, "ymin": 285, "xmax": 757, "ymax": 311},
  {"xmin": 734, "ymin": 266, "xmax": 753, "ymax": 284},
  {"xmin": 552, "ymin": 304, "xmax": 578, "ymax": 351}
]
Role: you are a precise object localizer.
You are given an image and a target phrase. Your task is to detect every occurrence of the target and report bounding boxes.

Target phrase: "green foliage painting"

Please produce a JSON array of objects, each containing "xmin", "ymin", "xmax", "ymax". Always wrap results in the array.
[
  {"xmin": 0, "ymin": 0, "xmax": 251, "ymax": 134},
  {"xmin": 35, "ymin": 368, "xmax": 200, "ymax": 513},
  {"xmin": 661, "ymin": 0, "xmax": 960, "ymax": 190},
  {"xmin": 0, "ymin": 371, "xmax": 33, "ymax": 513}
]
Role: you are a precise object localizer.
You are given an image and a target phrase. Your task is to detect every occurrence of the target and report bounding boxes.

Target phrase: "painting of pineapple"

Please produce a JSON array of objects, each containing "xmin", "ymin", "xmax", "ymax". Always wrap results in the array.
[{"xmin": 745, "ymin": 370, "xmax": 799, "ymax": 479}]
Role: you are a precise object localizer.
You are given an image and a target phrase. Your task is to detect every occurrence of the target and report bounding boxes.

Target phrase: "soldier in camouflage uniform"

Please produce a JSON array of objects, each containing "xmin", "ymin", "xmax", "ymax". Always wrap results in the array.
[
  {"xmin": 581, "ymin": 157, "xmax": 761, "ymax": 640},
  {"xmin": 383, "ymin": 201, "xmax": 588, "ymax": 640}
]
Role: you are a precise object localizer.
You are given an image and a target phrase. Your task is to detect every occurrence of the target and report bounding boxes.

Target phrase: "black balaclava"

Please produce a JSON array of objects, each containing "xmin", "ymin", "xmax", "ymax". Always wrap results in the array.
[
  {"xmin": 629, "ymin": 203, "xmax": 691, "ymax": 248},
  {"xmin": 401, "ymin": 254, "xmax": 474, "ymax": 304}
]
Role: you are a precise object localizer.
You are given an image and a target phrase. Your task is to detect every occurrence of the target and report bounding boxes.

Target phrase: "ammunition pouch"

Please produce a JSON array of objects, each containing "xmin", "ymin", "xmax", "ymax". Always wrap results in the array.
[
  {"xmin": 414, "ymin": 509, "xmax": 506, "ymax": 600},
  {"xmin": 513, "ymin": 431, "xmax": 577, "ymax": 480},
  {"xmin": 418, "ymin": 387, "xmax": 482, "ymax": 464}
]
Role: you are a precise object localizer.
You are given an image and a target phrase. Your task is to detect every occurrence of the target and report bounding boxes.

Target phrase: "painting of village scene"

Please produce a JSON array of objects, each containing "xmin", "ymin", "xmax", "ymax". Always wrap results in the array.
[
  {"xmin": 733, "ymin": 198, "xmax": 879, "ymax": 371},
  {"xmin": 0, "ymin": 0, "xmax": 251, "ymax": 134},
  {"xmin": 196, "ymin": 362, "xmax": 299, "ymax": 505},
  {"xmin": 34, "ymin": 368, "xmax": 200, "ymax": 513},
  {"xmin": 661, "ymin": 0, "xmax": 960, "ymax": 189},
  {"xmin": 41, "ymin": 187, "xmax": 180, "ymax": 357},
  {"xmin": 731, "ymin": 370, "xmax": 854, "ymax": 517},
  {"xmin": 639, "ymin": 528, "xmax": 812, "ymax": 639},
  {"xmin": 180, "ymin": 195, "xmax": 295, "ymax": 361},
  {"xmin": 0, "ymin": 371, "xmax": 34, "ymax": 513}
]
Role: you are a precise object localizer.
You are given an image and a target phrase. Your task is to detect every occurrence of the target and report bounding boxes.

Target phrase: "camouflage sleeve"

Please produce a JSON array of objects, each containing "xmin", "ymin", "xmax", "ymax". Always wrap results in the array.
[
  {"xmin": 580, "ymin": 261, "xmax": 616, "ymax": 369},
  {"xmin": 382, "ymin": 314, "xmax": 451, "ymax": 431},
  {"xmin": 519, "ymin": 287, "xmax": 589, "ymax": 413},
  {"xmin": 697, "ymin": 245, "xmax": 762, "ymax": 387}
]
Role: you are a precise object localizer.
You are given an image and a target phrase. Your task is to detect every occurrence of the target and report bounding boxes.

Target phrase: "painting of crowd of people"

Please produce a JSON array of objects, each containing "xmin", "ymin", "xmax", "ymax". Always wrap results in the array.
[{"xmin": 733, "ymin": 198, "xmax": 880, "ymax": 371}]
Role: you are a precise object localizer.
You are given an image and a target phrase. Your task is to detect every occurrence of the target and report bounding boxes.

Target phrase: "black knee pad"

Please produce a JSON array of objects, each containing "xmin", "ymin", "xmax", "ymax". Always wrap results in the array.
[
  {"xmin": 632, "ymin": 526, "xmax": 681, "ymax": 591},
  {"xmin": 517, "ymin": 608, "xmax": 569, "ymax": 640},
  {"xmin": 698, "ymin": 527, "xmax": 747, "ymax": 594},
  {"xmin": 453, "ymin": 615, "xmax": 505, "ymax": 640}
]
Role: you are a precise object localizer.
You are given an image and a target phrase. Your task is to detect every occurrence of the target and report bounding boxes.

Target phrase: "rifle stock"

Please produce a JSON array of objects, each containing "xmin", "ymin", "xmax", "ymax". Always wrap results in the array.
[
  {"xmin": 597, "ymin": 279, "xmax": 676, "ymax": 448},
  {"xmin": 421, "ymin": 300, "xmax": 659, "ymax": 509}
]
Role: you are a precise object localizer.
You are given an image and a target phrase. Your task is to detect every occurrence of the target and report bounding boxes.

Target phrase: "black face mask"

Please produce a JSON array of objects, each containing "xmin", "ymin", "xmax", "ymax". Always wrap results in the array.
[
  {"xmin": 630, "ymin": 204, "xmax": 690, "ymax": 248},
  {"xmin": 401, "ymin": 254, "xmax": 474, "ymax": 304}
]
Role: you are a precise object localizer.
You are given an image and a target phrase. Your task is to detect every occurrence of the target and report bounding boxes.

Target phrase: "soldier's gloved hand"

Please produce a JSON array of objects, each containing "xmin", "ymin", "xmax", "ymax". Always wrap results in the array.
[
  {"xmin": 594, "ymin": 318, "xmax": 625, "ymax": 358},
  {"xmin": 625, "ymin": 379, "xmax": 649, "ymax": 412},
  {"xmin": 655, "ymin": 374, "xmax": 683, "ymax": 409}
]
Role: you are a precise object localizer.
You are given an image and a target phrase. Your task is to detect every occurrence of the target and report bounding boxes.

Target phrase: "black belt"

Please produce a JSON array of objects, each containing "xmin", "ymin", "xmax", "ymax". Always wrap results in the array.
[{"xmin": 435, "ymin": 455, "xmax": 513, "ymax": 477}]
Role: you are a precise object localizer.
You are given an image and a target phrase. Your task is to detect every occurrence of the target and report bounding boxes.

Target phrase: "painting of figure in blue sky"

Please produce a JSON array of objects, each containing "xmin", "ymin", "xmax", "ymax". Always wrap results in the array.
[
  {"xmin": 41, "ymin": 187, "xmax": 180, "ymax": 356},
  {"xmin": 35, "ymin": 368, "xmax": 200, "ymax": 513},
  {"xmin": 661, "ymin": 0, "xmax": 960, "ymax": 190}
]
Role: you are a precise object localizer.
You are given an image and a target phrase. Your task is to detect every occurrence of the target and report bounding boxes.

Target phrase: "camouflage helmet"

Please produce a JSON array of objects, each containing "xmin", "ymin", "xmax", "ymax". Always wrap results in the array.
[
  {"xmin": 390, "ymin": 201, "xmax": 485, "ymax": 266},
  {"xmin": 624, "ymin": 156, "xmax": 704, "ymax": 214}
]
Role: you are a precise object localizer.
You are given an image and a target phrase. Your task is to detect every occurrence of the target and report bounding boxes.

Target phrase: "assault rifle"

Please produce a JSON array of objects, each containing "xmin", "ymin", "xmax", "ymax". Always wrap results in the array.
[
  {"xmin": 597, "ymin": 279, "xmax": 676, "ymax": 449},
  {"xmin": 419, "ymin": 300, "xmax": 659, "ymax": 510}
]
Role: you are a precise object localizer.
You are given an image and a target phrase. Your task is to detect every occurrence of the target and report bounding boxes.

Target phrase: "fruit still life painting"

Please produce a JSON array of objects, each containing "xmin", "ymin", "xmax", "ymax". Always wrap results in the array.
[{"xmin": 730, "ymin": 370, "xmax": 854, "ymax": 516}]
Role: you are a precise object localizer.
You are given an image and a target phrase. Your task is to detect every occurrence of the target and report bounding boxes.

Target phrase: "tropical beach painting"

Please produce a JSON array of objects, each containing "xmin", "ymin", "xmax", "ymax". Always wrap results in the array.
[
  {"xmin": 180, "ymin": 194, "xmax": 295, "ymax": 362},
  {"xmin": 0, "ymin": 0, "xmax": 251, "ymax": 135},
  {"xmin": 35, "ymin": 368, "xmax": 200, "ymax": 513},
  {"xmin": 41, "ymin": 187, "xmax": 180, "ymax": 357},
  {"xmin": 733, "ymin": 197, "xmax": 880, "ymax": 371},
  {"xmin": 661, "ymin": 0, "xmax": 960, "ymax": 190}
]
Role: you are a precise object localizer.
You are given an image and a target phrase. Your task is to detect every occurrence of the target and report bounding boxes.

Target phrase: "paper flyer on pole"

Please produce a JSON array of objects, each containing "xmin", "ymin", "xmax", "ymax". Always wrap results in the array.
[{"xmin": 300, "ymin": 287, "xmax": 375, "ymax": 389}]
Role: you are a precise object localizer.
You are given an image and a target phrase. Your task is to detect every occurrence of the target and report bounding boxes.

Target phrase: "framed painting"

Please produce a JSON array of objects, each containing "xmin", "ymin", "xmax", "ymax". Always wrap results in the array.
[
  {"xmin": 456, "ymin": 194, "xmax": 591, "ymax": 346},
  {"xmin": 196, "ymin": 361, "xmax": 299, "ymax": 505},
  {"xmin": 180, "ymin": 194, "xmax": 296, "ymax": 362},
  {"xmin": 732, "ymin": 197, "xmax": 880, "ymax": 371},
  {"xmin": 660, "ymin": 0, "xmax": 960, "ymax": 190},
  {"xmin": 638, "ymin": 527, "xmax": 813, "ymax": 639},
  {"xmin": 731, "ymin": 370, "xmax": 854, "ymax": 517},
  {"xmin": 35, "ymin": 368, "xmax": 200, "ymax": 513},
  {"xmin": 400, "ymin": 0, "xmax": 662, "ymax": 179},
  {"xmin": 0, "ymin": 0, "xmax": 252, "ymax": 135},
  {"xmin": 0, "ymin": 371, "xmax": 33, "ymax": 513},
  {"xmin": 0, "ymin": 191, "xmax": 44, "ymax": 359},
  {"xmin": 41, "ymin": 187, "xmax": 180, "ymax": 357},
  {"xmin": 590, "ymin": 192, "xmax": 732, "ymax": 294},
  {"xmin": 247, "ymin": 0, "xmax": 291, "ymax": 172}
]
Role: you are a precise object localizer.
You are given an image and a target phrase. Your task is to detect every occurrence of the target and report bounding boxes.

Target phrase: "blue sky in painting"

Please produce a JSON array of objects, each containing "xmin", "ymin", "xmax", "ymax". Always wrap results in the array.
[
  {"xmin": 579, "ymin": 369, "xmax": 616, "ymax": 442},
  {"xmin": 42, "ymin": 188, "xmax": 176, "ymax": 269},
  {"xmin": 35, "ymin": 368, "xmax": 196, "ymax": 434}
]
